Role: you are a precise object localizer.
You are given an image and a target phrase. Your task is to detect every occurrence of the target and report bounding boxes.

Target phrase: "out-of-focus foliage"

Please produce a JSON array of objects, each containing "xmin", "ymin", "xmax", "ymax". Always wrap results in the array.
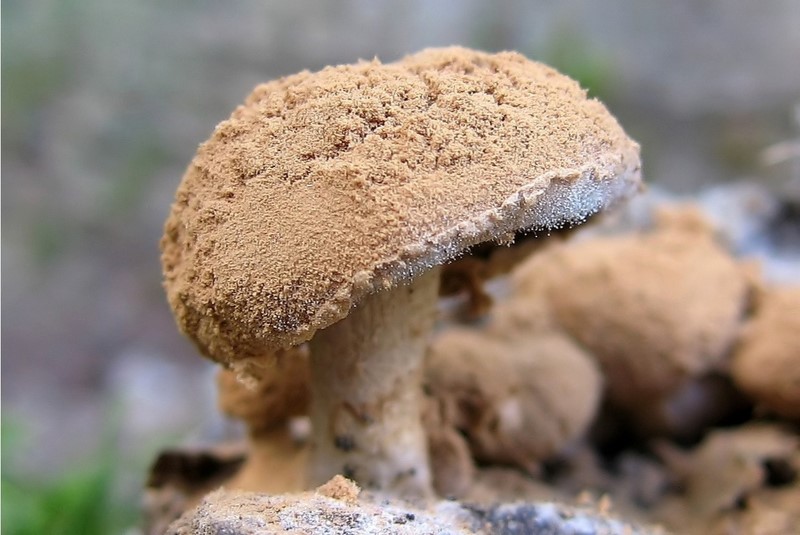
[
  {"xmin": 1, "ymin": 422, "xmax": 138, "ymax": 535},
  {"xmin": 537, "ymin": 27, "xmax": 615, "ymax": 100}
]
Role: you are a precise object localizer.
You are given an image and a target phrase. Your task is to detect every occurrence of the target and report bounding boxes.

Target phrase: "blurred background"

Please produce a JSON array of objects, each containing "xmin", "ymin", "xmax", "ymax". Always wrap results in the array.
[{"xmin": 3, "ymin": 0, "xmax": 799, "ymax": 532}]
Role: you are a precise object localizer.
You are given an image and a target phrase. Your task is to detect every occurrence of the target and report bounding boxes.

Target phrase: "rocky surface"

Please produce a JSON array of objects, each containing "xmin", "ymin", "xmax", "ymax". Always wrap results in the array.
[{"xmin": 166, "ymin": 476, "xmax": 662, "ymax": 535}]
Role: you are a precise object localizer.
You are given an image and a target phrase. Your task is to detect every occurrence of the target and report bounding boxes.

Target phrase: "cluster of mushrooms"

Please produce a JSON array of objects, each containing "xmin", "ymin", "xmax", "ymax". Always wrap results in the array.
[{"xmin": 151, "ymin": 48, "xmax": 799, "ymax": 534}]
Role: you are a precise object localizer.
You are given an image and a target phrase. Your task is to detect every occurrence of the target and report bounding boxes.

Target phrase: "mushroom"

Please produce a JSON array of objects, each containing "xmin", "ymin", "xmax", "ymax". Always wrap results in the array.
[
  {"xmin": 216, "ymin": 346, "xmax": 310, "ymax": 493},
  {"xmin": 508, "ymin": 206, "xmax": 750, "ymax": 423},
  {"xmin": 161, "ymin": 47, "xmax": 641, "ymax": 497},
  {"xmin": 426, "ymin": 328, "xmax": 602, "ymax": 474},
  {"xmin": 731, "ymin": 286, "xmax": 800, "ymax": 420},
  {"xmin": 422, "ymin": 393, "xmax": 476, "ymax": 498}
]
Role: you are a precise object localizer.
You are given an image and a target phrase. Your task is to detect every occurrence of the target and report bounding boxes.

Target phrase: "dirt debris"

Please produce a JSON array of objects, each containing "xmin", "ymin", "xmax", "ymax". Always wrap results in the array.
[{"xmin": 653, "ymin": 424, "xmax": 800, "ymax": 534}]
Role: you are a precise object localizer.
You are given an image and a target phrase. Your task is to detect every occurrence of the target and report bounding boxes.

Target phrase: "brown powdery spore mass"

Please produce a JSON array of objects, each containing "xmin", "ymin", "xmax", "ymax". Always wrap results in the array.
[{"xmin": 161, "ymin": 46, "xmax": 640, "ymax": 365}]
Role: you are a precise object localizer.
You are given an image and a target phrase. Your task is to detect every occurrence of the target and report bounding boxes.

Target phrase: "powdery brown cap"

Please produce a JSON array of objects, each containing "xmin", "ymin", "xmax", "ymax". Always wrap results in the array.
[
  {"xmin": 732, "ymin": 287, "xmax": 800, "ymax": 420},
  {"xmin": 162, "ymin": 46, "xmax": 641, "ymax": 364}
]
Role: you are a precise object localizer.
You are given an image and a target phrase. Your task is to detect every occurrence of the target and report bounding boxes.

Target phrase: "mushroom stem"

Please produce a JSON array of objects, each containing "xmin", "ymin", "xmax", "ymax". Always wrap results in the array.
[
  {"xmin": 227, "ymin": 428, "xmax": 308, "ymax": 493},
  {"xmin": 308, "ymin": 266, "xmax": 440, "ymax": 497}
]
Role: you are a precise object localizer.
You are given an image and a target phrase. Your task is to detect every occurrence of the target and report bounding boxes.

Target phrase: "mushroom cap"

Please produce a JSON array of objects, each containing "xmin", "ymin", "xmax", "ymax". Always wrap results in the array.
[
  {"xmin": 511, "ymin": 207, "xmax": 749, "ymax": 406},
  {"xmin": 732, "ymin": 287, "xmax": 800, "ymax": 420},
  {"xmin": 425, "ymin": 328, "xmax": 602, "ymax": 467},
  {"xmin": 162, "ymin": 47, "xmax": 641, "ymax": 364}
]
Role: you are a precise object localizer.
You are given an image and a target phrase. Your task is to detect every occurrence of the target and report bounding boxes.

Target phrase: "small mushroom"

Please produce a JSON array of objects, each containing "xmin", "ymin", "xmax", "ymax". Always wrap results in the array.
[
  {"xmin": 426, "ymin": 328, "xmax": 602, "ymax": 474},
  {"xmin": 422, "ymin": 394, "xmax": 476, "ymax": 498},
  {"xmin": 732, "ymin": 286, "xmax": 800, "ymax": 420},
  {"xmin": 161, "ymin": 47, "xmax": 641, "ymax": 497},
  {"xmin": 216, "ymin": 346, "xmax": 310, "ymax": 493}
]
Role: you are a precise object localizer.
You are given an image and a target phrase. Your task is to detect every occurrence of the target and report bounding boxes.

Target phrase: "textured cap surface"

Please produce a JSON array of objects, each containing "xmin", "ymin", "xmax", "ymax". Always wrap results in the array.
[{"xmin": 161, "ymin": 47, "xmax": 641, "ymax": 364}]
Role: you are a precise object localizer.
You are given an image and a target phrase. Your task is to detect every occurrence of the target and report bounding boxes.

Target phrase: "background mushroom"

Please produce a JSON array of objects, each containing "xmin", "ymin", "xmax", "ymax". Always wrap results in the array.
[
  {"xmin": 507, "ymin": 206, "xmax": 750, "ymax": 436},
  {"xmin": 216, "ymin": 345, "xmax": 310, "ymax": 493},
  {"xmin": 653, "ymin": 423, "xmax": 800, "ymax": 531},
  {"xmin": 426, "ymin": 328, "xmax": 602, "ymax": 474},
  {"xmin": 161, "ymin": 46, "xmax": 641, "ymax": 497},
  {"xmin": 731, "ymin": 286, "xmax": 800, "ymax": 420}
]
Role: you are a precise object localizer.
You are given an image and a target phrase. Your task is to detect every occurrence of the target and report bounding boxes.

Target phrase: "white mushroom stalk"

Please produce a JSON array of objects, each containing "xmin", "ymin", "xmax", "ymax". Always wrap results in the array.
[{"xmin": 309, "ymin": 267, "xmax": 440, "ymax": 497}]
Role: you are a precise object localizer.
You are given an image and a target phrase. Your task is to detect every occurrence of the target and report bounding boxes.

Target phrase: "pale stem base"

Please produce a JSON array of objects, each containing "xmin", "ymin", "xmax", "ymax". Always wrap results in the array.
[{"xmin": 308, "ymin": 266, "xmax": 441, "ymax": 498}]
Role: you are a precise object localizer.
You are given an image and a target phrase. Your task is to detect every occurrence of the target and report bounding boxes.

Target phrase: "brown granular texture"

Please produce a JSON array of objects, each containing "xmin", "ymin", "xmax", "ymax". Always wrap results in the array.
[
  {"xmin": 511, "ymin": 207, "xmax": 749, "ymax": 406},
  {"xmin": 315, "ymin": 475, "xmax": 361, "ymax": 505},
  {"xmin": 161, "ymin": 46, "xmax": 641, "ymax": 364},
  {"xmin": 732, "ymin": 287, "xmax": 800, "ymax": 420}
]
